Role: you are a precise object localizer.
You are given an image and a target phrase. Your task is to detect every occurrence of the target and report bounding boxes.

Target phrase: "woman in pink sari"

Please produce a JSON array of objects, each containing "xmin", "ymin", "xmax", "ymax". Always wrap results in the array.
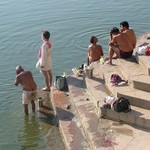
[{"xmin": 36, "ymin": 31, "xmax": 52, "ymax": 91}]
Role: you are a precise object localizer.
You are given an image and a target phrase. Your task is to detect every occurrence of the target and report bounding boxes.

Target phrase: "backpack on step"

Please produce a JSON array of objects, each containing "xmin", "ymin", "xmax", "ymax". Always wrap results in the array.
[
  {"xmin": 113, "ymin": 97, "xmax": 131, "ymax": 113},
  {"xmin": 55, "ymin": 76, "xmax": 68, "ymax": 91},
  {"xmin": 110, "ymin": 73, "xmax": 128, "ymax": 86}
]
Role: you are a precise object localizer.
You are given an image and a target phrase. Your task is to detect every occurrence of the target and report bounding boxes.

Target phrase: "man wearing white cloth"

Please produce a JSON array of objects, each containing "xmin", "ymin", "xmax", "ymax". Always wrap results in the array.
[{"xmin": 36, "ymin": 31, "xmax": 52, "ymax": 91}]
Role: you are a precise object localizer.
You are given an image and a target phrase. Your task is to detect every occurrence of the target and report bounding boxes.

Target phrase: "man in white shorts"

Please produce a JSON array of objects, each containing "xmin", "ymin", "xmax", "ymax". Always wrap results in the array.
[{"xmin": 15, "ymin": 66, "xmax": 37, "ymax": 115}]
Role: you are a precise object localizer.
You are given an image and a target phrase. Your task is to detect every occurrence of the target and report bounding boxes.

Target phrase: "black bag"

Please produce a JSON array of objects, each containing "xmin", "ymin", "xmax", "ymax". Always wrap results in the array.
[
  {"xmin": 55, "ymin": 76, "xmax": 68, "ymax": 91},
  {"xmin": 113, "ymin": 97, "xmax": 131, "ymax": 113}
]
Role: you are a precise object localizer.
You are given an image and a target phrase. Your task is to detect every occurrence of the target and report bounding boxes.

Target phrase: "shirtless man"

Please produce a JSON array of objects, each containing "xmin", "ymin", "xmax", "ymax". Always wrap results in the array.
[
  {"xmin": 87, "ymin": 36, "xmax": 103, "ymax": 65},
  {"xmin": 106, "ymin": 27, "xmax": 133, "ymax": 65},
  {"xmin": 120, "ymin": 21, "xmax": 137, "ymax": 48},
  {"xmin": 15, "ymin": 66, "xmax": 37, "ymax": 115}
]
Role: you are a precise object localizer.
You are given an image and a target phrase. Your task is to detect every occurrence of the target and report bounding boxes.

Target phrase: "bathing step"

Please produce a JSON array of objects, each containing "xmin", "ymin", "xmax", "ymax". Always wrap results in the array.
[
  {"xmin": 84, "ymin": 64, "xmax": 112, "ymax": 115},
  {"xmin": 117, "ymin": 56, "xmax": 150, "ymax": 92},
  {"xmin": 100, "ymin": 105, "xmax": 150, "ymax": 130},
  {"xmin": 69, "ymin": 70, "xmax": 150, "ymax": 149},
  {"xmin": 51, "ymin": 86, "xmax": 90, "ymax": 150},
  {"xmin": 134, "ymin": 32, "xmax": 150, "ymax": 75},
  {"xmin": 98, "ymin": 60, "xmax": 150, "ymax": 110},
  {"xmin": 67, "ymin": 74, "xmax": 118, "ymax": 149},
  {"xmin": 104, "ymin": 71, "xmax": 150, "ymax": 110},
  {"xmin": 84, "ymin": 65, "xmax": 150, "ymax": 130}
]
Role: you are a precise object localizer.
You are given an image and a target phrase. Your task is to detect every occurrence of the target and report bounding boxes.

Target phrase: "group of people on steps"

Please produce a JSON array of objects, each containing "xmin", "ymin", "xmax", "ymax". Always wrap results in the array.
[
  {"xmin": 14, "ymin": 21, "xmax": 136, "ymax": 116},
  {"xmin": 87, "ymin": 21, "xmax": 136, "ymax": 65}
]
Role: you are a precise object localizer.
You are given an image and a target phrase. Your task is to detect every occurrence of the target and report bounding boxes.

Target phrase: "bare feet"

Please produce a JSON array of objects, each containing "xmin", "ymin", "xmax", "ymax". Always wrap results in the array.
[
  {"xmin": 112, "ymin": 56, "xmax": 118, "ymax": 59},
  {"xmin": 41, "ymin": 87, "xmax": 50, "ymax": 91},
  {"xmin": 105, "ymin": 60, "xmax": 112, "ymax": 65}
]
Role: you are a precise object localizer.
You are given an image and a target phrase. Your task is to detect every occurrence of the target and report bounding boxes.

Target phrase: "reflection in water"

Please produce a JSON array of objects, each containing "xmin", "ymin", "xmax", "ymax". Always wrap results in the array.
[
  {"xmin": 18, "ymin": 112, "xmax": 65, "ymax": 150},
  {"xmin": 37, "ymin": 111, "xmax": 65, "ymax": 150},
  {"xmin": 18, "ymin": 115, "xmax": 45, "ymax": 150}
]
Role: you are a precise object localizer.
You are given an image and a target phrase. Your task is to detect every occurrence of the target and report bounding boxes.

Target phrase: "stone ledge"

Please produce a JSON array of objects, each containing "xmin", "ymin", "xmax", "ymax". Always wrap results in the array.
[{"xmin": 51, "ymin": 86, "xmax": 90, "ymax": 150}]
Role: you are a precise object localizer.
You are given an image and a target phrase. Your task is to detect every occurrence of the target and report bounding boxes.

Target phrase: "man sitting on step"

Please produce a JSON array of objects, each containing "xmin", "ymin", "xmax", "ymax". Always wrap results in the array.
[
  {"xmin": 106, "ymin": 27, "xmax": 134, "ymax": 65},
  {"xmin": 120, "ymin": 21, "xmax": 137, "ymax": 49}
]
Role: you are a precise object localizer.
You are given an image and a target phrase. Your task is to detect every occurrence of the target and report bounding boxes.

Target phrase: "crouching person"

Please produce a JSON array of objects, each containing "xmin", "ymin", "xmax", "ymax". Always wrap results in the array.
[{"xmin": 15, "ymin": 66, "xmax": 38, "ymax": 116}]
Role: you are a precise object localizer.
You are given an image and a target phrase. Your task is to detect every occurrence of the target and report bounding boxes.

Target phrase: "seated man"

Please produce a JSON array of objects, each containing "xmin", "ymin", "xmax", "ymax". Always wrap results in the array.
[
  {"xmin": 120, "ymin": 21, "xmax": 137, "ymax": 48},
  {"xmin": 87, "ymin": 36, "xmax": 103, "ymax": 66},
  {"xmin": 15, "ymin": 66, "xmax": 38, "ymax": 116},
  {"xmin": 106, "ymin": 27, "xmax": 134, "ymax": 65}
]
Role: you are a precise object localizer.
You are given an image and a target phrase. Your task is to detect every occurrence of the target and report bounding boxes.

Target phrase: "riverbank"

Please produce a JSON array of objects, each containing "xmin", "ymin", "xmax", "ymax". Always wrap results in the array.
[{"xmin": 50, "ymin": 32, "xmax": 150, "ymax": 150}]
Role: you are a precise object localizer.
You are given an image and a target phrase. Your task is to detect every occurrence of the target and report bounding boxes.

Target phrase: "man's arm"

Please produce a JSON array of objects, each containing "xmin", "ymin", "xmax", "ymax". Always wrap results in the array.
[
  {"xmin": 110, "ymin": 32, "xmax": 113, "ymax": 41},
  {"xmin": 15, "ymin": 76, "xmax": 19, "ymax": 86},
  {"xmin": 41, "ymin": 44, "xmax": 48, "ymax": 68},
  {"xmin": 109, "ymin": 32, "xmax": 115, "ymax": 46}
]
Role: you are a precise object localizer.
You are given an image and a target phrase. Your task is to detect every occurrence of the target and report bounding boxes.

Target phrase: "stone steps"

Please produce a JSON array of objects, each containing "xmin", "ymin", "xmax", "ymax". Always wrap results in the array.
[
  {"xmin": 84, "ymin": 63, "xmax": 150, "ymax": 130},
  {"xmin": 51, "ymin": 86, "xmax": 90, "ymax": 150},
  {"xmin": 104, "ymin": 71, "xmax": 150, "ymax": 110},
  {"xmin": 134, "ymin": 32, "xmax": 150, "ymax": 75},
  {"xmin": 67, "ymin": 74, "xmax": 105, "ymax": 150},
  {"xmin": 84, "ymin": 66, "xmax": 112, "ymax": 114},
  {"xmin": 98, "ymin": 58, "xmax": 150, "ymax": 110},
  {"xmin": 117, "ymin": 56, "xmax": 150, "ymax": 92},
  {"xmin": 66, "ymin": 74, "xmax": 147, "ymax": 150},
  {"xmin": 50, "ymin": 32, "xmax": 150, "ymax": 149},
  {"xmin": 100, "ymin": 105, "xmax": 150, "ymax": 130}
]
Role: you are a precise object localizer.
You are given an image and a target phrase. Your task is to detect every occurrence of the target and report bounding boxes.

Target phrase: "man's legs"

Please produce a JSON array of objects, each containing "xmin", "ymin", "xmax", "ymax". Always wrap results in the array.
[
  {"xmin": 48, "ymin": 69, "xmax": 52, "ymax": 87},
  {"xmin": 106, "ymin": 46, "xmax": 120, "ymax": 65},
  {"xmin": 22, "ymin": 91, "xmax": 29, "ymax": 115},
  {"xmin": 31, "ymin": 100, "xmax": 35, "ymax": 112},
  {"xmin": 42, "ymin": 70, "xmax": 50, "ymax": 91},
  {"xmin": 24, "ymin": 104, "xmax": 28, "ymax": 116}
]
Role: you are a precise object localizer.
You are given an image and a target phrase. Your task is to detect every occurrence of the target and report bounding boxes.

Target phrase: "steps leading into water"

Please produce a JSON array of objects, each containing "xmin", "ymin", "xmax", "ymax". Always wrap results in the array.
[
  {"xmin": 67, "ymin": 74, "xmax": 105, "ymax": 149},
  {"xmin": 51, "ymin": 32, "xmax": 150, "ymax": 149},
  {"xmin": 117, "ymin": 56, "xmax": 150, "ymax": 92},
  {"xmin": 51, "ymin": 87, "xmax": 90, "ymax": 150}
]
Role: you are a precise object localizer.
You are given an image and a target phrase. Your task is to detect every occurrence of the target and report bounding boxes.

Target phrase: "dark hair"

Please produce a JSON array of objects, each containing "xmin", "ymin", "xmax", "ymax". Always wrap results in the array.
[
  {"xmin": 111, "ymin": 27, "xmax": 119, "ymax": 34},
  {"xmin": 120, "ymin": 21, "xmax": 129, "ymax": 28},
  {"xmin": 43, "ymin": 31, "xmax": 50, "ymax": 40},
  {"xmin": 90, "ymin": 36, "xmax": 96, "ymax": 44}
]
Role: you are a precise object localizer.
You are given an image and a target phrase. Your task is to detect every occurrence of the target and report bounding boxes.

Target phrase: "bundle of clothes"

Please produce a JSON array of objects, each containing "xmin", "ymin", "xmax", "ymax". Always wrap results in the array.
[{"xmin": 100, "ymin": 95, "xmax": 131, "ymax": 113}]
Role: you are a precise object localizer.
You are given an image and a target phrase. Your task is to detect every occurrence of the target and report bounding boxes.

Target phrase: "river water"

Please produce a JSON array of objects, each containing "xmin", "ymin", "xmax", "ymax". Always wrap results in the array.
[{"xmin": 0, "ymin": 0, "xmax": 150, "ymax": 149}]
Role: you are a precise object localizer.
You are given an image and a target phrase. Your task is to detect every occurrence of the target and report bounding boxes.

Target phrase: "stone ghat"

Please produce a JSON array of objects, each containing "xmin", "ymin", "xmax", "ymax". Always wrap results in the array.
[{"xmin": 51, "ymin": 32, "xmax": 150, "ymax": 150}]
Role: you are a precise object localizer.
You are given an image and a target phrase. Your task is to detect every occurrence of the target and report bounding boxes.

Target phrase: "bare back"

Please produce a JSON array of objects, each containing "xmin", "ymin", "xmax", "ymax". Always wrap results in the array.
[
  {"xmin": 122, "ymin": 28, "xmax": 137, "ymax": 48},
  {"xmin": 88, "ymin": 44, "xmax": 103, "ymax": 61},
  {"xmin": 15, "ymin": 71, "xmax": 37, "ymax": 91},
  {"xmin": 111, "ymin": 33, "xmax": 133, "ymax": 52}
]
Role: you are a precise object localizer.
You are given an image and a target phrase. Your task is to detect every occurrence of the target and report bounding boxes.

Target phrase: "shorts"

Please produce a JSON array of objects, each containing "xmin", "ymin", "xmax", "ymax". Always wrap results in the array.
[
  {"xmin": 111, "ymin": 45, "xmax": 133, "ymax": 58},
  {"xmin": 120, "ymin": 50, "xmax": 133, "ymax": 58},
  {"xmin": 22, "ymin": 90, "xmax": 38, "ymax": 104}
]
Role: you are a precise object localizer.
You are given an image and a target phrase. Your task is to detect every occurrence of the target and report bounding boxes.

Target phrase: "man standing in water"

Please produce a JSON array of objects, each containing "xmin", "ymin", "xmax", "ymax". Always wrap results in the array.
[{"xmin": 15, "ymin": 66, "xmax": 37, "ymax": 116}]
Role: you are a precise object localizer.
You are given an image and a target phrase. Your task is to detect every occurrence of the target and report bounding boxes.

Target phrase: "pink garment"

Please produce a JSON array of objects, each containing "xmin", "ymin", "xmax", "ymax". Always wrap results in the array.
[{"xmin": 38, "ymin": 40, "xmax": 51, "ymax": 59}]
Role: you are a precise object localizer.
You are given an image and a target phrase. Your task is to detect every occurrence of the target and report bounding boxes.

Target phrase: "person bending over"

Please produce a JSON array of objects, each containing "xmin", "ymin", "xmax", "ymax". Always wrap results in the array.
[
  {"xmin": 87, "ymin": 36, "xmax": 103, "ymax": 66},
  {"xmin": 15, "ymin": 66, "xmax": 37, "ymax": 116},
  {"xmin": 106, "ymin": 27, "xmax": 133, "ymax": 65}
]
